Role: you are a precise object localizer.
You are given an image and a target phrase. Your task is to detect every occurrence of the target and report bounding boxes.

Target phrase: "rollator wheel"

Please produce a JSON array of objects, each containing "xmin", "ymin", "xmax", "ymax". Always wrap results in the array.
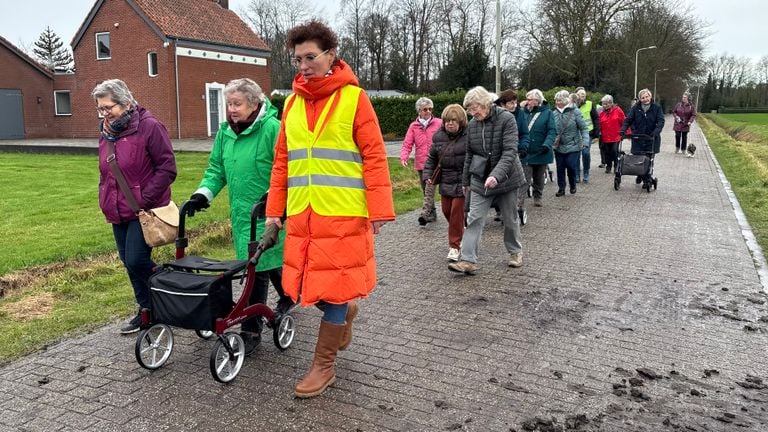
[
  {"xmin": 273, "ymin": 314, "xmax": 296, "ymax": 351},
  {"xmin": 652, "ymin": 178, "xmax": 658, "ymax": 190},
  {"xmin": 195, "ymin": 329, "xmax": 215, "ymax": 339},
  {"xmin": 614, "ymin": 177, "xmax": 620, "ymax": 191},
  {"xmin": 210, "ymin": 332, "xmax": 245, "ymax": 383},
  {"xmin": 135, "ymin": 324, "xmax": 174, "ymax": 370},
  {"xmin": 527, "ymin": 185, "xmax": 533, "ymax": 198}
]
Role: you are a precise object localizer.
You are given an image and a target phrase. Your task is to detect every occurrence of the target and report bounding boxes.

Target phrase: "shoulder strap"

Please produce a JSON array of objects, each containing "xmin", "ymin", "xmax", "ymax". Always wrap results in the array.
[
  {"xmin": 105, "ymin": 140, "xmax": 141, "ymax": 213},
  {"xmin": 527, "ymin": 112, "xmax": 541, "ymax": 131},
  {"xmin": 430, "ymin": 137, "xmax": 459, "ymax": 183}
]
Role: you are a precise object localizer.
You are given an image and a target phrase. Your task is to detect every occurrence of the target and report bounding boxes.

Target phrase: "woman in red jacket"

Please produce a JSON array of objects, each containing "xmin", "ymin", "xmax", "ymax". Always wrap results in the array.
[
  {"xmin": 598, "ymin": 94, "xmax": 625, "ymax": 173},
  {"xmin": 266, "ymin": 20, "xmax": 395, "ymax": 398}
]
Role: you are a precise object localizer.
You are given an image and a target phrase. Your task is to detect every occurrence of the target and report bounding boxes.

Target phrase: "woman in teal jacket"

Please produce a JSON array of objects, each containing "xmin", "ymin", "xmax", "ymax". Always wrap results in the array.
[
  {"xmin": 187, "ymin": 78, "xmax": 291, "ymax": 354},
  {"xmin": 521, "ymin": 89, "xmax": 556, "ymax": 207}
]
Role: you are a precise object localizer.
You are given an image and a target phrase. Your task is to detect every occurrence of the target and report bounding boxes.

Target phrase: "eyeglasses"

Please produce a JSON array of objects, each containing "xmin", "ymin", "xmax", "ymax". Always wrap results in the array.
[
  {"xmin": 291, "ymin": 49, "xmax": 329, "ymax": 68},
  {"xmin": 97, "ymin": 103, "xmax": 118, "ymax": 114},
  {"xmin": 420, "ymin": 107, "xmax": 433, "ymax": 112}
]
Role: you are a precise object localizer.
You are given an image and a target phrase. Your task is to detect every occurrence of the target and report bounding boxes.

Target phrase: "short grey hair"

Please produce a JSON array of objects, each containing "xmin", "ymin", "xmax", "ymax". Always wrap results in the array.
[
  {"xmin": 415, "ymin": 97, "xmax": 434, "ymax": 112},
  {"xmin": 554, "ymin": 90, "xmax": 571, "ymax": 104},
  {"xmin": 526, "ymin": 89, "xmax": 545, "ymax": 103},
  {"xmin": 463, "ymin": 86, "xmax": 495, "ymax": 109},
  {"xmin": 638, "ymin": 88, "xmax": 652, "ymax": 99},
  {"xmin": 224, "ymin": 78, "xmax": 264, "ymax": 106},
  {"xmin": 601, "ymin": 94, "xmax": 614, "ymax": 103},
  {"xmin": 91, "ymin": 79, "xmax": 137, "ymax": 107}
]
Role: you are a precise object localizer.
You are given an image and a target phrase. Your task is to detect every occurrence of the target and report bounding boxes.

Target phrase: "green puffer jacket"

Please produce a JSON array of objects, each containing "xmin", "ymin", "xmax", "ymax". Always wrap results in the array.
[
  {"xmin": 552, "ymin": 105, "xmax": 590, "ymax": 154},
  {"xmin": 194, "ymin": 100, "xmax": 284, "ymax": 270}
]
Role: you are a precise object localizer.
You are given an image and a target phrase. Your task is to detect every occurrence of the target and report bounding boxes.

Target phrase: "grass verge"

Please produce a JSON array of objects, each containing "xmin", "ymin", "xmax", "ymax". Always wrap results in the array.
[
  {"xmin": 699, "ymin": 115, "xmax": 768, "ymax": 259},
  {"xmin": 0, "ymin": 156, "xmax": 421, "ymax": 363}
]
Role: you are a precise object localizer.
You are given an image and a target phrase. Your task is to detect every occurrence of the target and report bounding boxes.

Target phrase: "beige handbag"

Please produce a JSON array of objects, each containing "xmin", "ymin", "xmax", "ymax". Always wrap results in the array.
[
  {"xmin": 137, "ymin": 201, "xmax": 179, "ymax": 247},
  {"xmin": 105, "ymin": 141, "xmax": 178, "ymax": 247}
]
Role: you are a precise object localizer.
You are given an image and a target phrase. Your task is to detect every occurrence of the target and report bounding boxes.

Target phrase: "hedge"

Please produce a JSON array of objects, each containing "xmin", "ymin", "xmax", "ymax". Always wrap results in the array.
[{"xmin": 270, "ymin": 87, "xmax": 605, "ymax": 139}]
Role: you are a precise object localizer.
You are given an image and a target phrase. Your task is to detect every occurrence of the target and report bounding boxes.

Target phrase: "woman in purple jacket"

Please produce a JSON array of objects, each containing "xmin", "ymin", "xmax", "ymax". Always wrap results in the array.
[
  {"xmin": 93, "ymin": 79, "xmax": 177, "ymax": 334},
  {"xmin": 672, "ymin": 92, "xmax": 697, "ymax": 155}
]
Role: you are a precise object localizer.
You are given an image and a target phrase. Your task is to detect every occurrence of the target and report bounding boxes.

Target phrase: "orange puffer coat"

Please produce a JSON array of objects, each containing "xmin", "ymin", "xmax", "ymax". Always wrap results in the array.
[{"xmin": 267, "ymin": 60, "xmax": 395, "ymax": 305}]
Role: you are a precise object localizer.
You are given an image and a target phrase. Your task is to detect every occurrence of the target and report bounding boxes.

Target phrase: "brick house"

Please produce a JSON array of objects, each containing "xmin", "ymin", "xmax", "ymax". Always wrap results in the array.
[{"xmin": 0, "ymin": 0, "xmax": 271, "ymax": 140}]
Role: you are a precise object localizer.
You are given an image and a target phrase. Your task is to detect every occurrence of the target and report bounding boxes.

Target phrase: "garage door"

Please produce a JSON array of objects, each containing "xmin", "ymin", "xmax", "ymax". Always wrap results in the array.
[{"xmin": 0, "ymin": 89, "xmax": 24, "ymax": 139}]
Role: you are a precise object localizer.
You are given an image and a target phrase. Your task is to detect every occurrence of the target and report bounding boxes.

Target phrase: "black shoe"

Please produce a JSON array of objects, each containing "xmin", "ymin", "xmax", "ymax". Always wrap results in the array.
[
  {"xmin": 427, "ymin": 209, "xmax": 438, "ymax": 222},
  {"xmin": 635, "ymin": 176, "xmax": 642, "ymax": 184},
  {"xmin": 570, "ymin": 187, "xmax": 577, "ymax": 194},
  {"xmin": 241, "ymin": 331, "xmax": 261, "ymax": 355},
  {"xmin": 276, "ymin": 297, "xmax": 294, "ymax": 315},
  {"xmin": 605, "ymin": 167, "xmax": 612, "ymax": 173},
  {"xmin": 555, "ymin": 190, "xmax": 565, "ymax": 197},
  {"xmin": 120, "ymin": 314, "xmax": 141, "ymax": 334},
  {"xmin": 598, "ymin": 163, "xmax": 605, "ymax": 168},
  {"xmin": 418, "ymin": 215, "xmax": 428, "ymax": 226}
]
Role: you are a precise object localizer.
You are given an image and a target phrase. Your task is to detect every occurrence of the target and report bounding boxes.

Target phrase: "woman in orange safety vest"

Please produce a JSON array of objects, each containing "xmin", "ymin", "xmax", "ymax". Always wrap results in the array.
[{"xmin": 266, "ymin": 20, "xmax": 395, "ymax": 398}]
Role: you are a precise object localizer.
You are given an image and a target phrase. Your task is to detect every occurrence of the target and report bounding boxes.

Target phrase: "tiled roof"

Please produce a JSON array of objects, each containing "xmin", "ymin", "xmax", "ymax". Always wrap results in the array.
[
  {"xmin": 132, "ymin": 0, "xmax": 268, "ymax": 50},
  {"xmin": 0, "ymin": 34, "xmax": 54, "ymax": 78}
]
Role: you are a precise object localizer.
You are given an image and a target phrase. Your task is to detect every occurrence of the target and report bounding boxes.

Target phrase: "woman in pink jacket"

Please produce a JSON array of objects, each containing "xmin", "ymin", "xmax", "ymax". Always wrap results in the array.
[{"xmin": 400, "ymin": 97, "xmax": 442, "ymax": 225}]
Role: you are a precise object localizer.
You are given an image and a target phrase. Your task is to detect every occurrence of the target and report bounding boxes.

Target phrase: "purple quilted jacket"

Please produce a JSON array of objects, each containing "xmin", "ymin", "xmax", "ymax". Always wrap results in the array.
[{"xmin": 98, "ymin": 106, "xmax": 177, "ymax": 224}]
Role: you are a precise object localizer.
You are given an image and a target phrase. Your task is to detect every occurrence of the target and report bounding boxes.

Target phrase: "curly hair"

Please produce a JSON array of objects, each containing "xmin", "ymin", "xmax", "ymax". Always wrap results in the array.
[{"xmin": 286, "ymin": 20, "xmax": 338, "ymax": 51}]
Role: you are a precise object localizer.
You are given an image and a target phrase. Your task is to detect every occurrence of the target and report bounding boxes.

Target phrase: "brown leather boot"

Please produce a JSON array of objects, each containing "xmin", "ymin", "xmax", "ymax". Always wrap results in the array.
[
  {"xmin": 339, "ymin": 301, "xmax": 359, "ymax": 351},
  {"xmin": 294, "ymin": 320, "xmax": 345, "ymax": 398}
]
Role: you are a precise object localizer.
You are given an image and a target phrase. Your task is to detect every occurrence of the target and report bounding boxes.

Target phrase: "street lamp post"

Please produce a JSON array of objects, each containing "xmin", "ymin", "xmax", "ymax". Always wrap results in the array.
[
  {"xmin": 654, "ymin": 68, "xmax": 668, "ymax": 100},
  {"xmin": 634, "ymin": 45, "xmax": 657, "ymax": 98}
]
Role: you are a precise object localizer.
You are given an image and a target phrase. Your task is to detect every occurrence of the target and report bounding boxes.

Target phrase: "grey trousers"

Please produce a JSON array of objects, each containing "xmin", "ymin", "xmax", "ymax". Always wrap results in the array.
[{"xmin": 460, "ymin": 189, "xmax": 522, "ymax": 264}]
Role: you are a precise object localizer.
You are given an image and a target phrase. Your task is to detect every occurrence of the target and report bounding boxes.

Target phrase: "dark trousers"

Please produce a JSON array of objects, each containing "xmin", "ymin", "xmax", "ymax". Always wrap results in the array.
[
  {"xmin": 675, "ymin": 131, "xmax": 689, "ymax": 151},
  {"xmin": 440, "ymin": 195, "xmax": 465, "ymax": 250},
  {"xmin": 242, "ymin": 267, "xmax": 285, "ymax": 333},
  {"xmin": 598, "ymin": 142, "xmax": 607, "ymax": 164},
  {"xmin": 601, "ymin": 141, "xmax": 619, "ymax": 170},
  {"xmin": 555, "ymin": 151, "xmax": 580, "ymax": 191},
  {"xmin": 113, "ymin": 220, "xmax": 155, "ymax": 310},
  {"xmin": 525, "ymin": 164, "xmax": 548, "ymax": 200}
]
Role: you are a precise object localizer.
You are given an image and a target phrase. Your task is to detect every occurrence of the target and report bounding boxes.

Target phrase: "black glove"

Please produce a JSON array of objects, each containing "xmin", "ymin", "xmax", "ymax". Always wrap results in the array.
[
  {"xmin": 539, "ymin": 147, "xmax": 549, "ymax": 155},
  {"xmin": 187, "ymin": 193, "xmax": 209, "ymax": 216},
  {"xmin": 259, "ymin": 223, "xmax": 281, "ymax": 250},
  {"xmin": 518, "ymin": 149, "xmax": 528, "ymax": 160}
]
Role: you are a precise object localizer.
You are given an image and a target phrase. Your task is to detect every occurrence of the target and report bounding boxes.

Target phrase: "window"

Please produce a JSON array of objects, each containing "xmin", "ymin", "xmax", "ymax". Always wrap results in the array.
[
  {"xmin": 96, "ymin": 32, "xmax": 111, "ymax": 59},
  {"xmin": 147, "ymin": 52, "xmax": 158, "ymax": 76},
  {"xmin": 54, "ymin": 91, "xmax": 71, "ymax": 116}
]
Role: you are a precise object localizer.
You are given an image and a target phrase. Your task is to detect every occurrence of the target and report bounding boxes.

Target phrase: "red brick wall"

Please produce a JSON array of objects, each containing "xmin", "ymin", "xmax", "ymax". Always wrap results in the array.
[
  {"xmin": 0, "ymin": 46, "xmax": 54, "ymax": 138},
  {"xmin": 176, "ymin": 55, "xmax": 271, "ymax": 138}
]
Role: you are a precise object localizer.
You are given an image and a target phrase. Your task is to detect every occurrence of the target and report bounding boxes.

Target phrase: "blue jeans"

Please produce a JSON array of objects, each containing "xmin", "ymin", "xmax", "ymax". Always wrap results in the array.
[
  {"xmin": 316, "ymin": 302, "xmax": 349, "ymax": 325},
  {"xmin": 555, "ymin": 151, "xmax": 580, "ymax": 191},
  {"xmin": 576, "ymin": 142, "xmax": 591, "ymax": 179},
  {"xmin": 113, "ymin": 220, "xmax": 155, "ymax": 309}
]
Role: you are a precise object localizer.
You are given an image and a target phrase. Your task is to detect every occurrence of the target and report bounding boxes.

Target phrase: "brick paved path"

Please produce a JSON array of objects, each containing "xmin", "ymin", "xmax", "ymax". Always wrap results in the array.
[{"xmin": 1, "ymin": 119, "xmax": 767, "ymax": 431}]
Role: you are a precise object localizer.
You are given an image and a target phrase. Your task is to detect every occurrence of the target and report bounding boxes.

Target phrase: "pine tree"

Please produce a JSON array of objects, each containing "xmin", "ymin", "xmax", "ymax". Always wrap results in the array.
[{"xmin": 33, "ymin": 26, "xmax": 74, "ymax": 72}]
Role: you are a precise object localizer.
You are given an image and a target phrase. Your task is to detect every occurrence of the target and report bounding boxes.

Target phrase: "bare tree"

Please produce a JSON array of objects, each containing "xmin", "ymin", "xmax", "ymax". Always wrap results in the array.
[{"xmin": 362, "ymin": 4, "xmax": 392, "ymax": 89}]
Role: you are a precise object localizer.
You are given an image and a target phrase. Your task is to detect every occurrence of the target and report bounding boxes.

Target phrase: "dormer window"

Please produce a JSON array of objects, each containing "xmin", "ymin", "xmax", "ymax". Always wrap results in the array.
[{"xmin": 96, "ymin": 32, "xmax": 111, "ymax": 60}]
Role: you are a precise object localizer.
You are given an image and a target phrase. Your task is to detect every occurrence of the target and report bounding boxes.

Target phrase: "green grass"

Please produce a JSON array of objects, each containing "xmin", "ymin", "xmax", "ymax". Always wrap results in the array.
[
  {"xmin": 704, "ymin": 113, "xmax": 768, "ymax": 143},
  {"xmin": 0, "ymin": 154, "xmax": 420, "ymax": 362},
  {"xmin": 699, "ymin": 116, "xmax": 768, "ymax": 259}
]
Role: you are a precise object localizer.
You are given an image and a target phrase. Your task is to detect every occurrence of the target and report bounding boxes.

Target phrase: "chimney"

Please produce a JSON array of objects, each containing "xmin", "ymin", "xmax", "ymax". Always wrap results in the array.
[{"xmin": 217, "ymin": 0, "xmax": 229, "ymax": 9}]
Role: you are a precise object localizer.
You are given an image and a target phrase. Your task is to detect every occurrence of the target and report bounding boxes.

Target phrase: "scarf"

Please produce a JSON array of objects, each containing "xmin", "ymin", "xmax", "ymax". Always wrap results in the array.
[
  {"xmin": 418, "ymin": 116, "xmax": 432, "ymax": 128},
  {"xmin": 227, "ymin": 105, "xmax": 260, "ymax": 135},
  {"xmin": 100, "ymin": 109, "xmax": 133, "ymax": 142}
]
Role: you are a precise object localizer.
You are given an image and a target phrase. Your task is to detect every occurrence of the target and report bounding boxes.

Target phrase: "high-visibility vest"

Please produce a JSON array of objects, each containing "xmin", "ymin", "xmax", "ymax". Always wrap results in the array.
[
  {"xmin": 579, "ymin": 100, "xmax": 594, "ymax": 132},
  {"xmin": 284, "ymin": 85, "xmax": 368, "ymax": 217}
]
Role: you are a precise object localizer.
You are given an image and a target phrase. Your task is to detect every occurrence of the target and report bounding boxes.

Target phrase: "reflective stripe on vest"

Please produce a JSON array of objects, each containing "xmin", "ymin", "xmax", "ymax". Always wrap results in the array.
[
  {"xmin": 579, "ymin": 100, "xmax": 594, "ymax": 132},
  {"xmin": 284, "ymin": 85, "xmax": 367, "ymax": 217}
]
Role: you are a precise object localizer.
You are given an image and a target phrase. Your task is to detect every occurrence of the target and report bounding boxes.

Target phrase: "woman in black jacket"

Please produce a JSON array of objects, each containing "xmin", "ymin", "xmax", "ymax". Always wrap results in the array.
[
  {"xmin": 620, "ymin": 88, "xmax": 665, "ymax": 184},
  {"xmin": 422, "ymin": 104, "xmax": 468, "ymax": 262}
]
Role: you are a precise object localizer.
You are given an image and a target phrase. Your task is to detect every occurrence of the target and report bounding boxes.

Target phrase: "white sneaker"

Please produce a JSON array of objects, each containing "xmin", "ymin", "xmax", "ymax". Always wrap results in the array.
[
  {"xmin": 447, "ymin": 248, "xmax": 460, "ymax": 262},
  {"xmin": 508, "ymin": 252, "xmax": 523, "ymax": 268},
  {"xmin": 676, "ymin": 149, "xmax": 682, "ymax": 154}
]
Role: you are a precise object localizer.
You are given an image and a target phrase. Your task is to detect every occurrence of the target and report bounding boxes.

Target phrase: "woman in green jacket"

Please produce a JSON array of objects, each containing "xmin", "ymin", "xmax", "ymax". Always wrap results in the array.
[{"xmin": 187, "ymin": 78, "xmax": 292, "ymax": 354}]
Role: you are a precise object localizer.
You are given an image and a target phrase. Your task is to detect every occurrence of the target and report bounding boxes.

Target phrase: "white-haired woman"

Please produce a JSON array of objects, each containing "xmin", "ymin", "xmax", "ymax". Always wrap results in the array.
[
  {"xmin": 552, "ymin": 90, "xmax": 589, "ymax": 196},
  {"xmin": 521, "ymin": 89, "xmax": 556, "ymax": 206},
  {"xmin": 448, "ymin": 86, "xmax": 527, "ymax": 274},
  {"xmin": 93, "ymin": 79, "xmax": 177, "ymax": 334},
  {"xmin": 400, "ymin": 97, "xmax": 443, "ymax": 225},
  {"xmin": 188, "ymin": 78, "xmax": 292, "ymax": 354}
]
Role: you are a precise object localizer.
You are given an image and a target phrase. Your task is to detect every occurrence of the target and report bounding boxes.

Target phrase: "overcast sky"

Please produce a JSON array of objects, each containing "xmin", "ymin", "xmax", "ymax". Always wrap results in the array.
[{"xmin": 0, "ymin": 0, "xmax": 764, "ymax": 62}]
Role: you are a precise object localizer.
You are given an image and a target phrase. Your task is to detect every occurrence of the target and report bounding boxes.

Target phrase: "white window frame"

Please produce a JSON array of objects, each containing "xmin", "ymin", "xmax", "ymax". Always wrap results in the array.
[
  {"xmin": 147, "ymin": 52, "xmax": 158, "ymax": 76},
  {"xmin": 54, "ymin": 91, "xmax": 72, "ymax": 116},
  {"xmin": 205, "ymin": 82, "xmax": 226, "ymax": 137},
  {"xmin": 95, "ymin": 32, "xmax": 111, "ymax": 60}
]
